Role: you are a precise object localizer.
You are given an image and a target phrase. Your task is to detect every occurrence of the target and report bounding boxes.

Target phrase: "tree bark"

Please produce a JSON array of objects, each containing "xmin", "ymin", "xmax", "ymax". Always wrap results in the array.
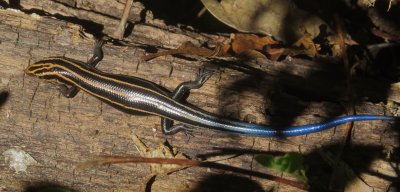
[{"xmin": 0, "ymin": 1, "xmax": 399, "ymax": 191}]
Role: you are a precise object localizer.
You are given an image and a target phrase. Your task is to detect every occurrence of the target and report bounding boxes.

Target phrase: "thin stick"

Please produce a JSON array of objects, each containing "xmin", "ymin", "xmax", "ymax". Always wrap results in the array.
[
  {"xmin": 114, "ymin": 0, "xmax": 134, "ymax": 39},
  {"xmin": 334, "ymin": 15, "xmax": 355, "ymax": 147},
  {"xmin": 77, "ymin": 155, "xmax": 307, "ymax": 190}
]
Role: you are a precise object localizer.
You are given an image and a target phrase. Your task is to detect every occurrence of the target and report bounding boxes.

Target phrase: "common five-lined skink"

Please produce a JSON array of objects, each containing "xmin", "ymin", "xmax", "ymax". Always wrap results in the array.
[{"xmin": 25, "ymin": 41, "xmax": 398, "ymax": 137}]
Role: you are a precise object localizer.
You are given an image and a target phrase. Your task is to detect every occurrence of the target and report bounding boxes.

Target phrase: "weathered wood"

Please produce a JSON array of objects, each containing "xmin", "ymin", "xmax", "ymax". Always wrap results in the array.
[{"xmin": 0, "ymin": 1, "xmax": 399, "ymax": 191}]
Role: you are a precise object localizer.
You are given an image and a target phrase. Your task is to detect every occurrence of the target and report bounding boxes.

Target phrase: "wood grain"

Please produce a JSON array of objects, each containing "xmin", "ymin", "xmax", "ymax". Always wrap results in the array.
[{"xmin": 0, "ymin": 1, "xmax": 399, "ymax": 191}]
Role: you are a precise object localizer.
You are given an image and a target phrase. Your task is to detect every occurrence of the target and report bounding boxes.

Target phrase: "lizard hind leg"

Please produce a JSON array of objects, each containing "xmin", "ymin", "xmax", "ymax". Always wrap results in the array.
[
  {"xmin": 161, "ymin": 68, "xmax": 216, "ymax": 135},
  {"xmin": 161, "ymin": 119, "xmax": 193, "ymax": 135},
  {"xmin": 170, "ymin": 68, "xmax": 216, "ymax": 100}
]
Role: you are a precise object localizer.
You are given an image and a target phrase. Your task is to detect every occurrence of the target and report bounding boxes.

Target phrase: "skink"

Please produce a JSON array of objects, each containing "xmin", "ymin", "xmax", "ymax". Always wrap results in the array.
[{"xmin": 25, "ymin": 41, "xmax": 398, "ymax": 137}]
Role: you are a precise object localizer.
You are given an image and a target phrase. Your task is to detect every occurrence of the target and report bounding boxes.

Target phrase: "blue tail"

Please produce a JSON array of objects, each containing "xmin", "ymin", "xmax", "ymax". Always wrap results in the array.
[{"xmin": 240, "ymin": 115, "xmax": 398, "ymax": 137}]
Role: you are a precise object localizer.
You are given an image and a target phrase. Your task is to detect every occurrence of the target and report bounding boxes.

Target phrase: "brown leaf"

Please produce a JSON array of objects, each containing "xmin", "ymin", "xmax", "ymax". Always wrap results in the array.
[
  {"xmin": 141, "ymin": 41, "xmax": 224, "ymax": 61},
  {"xmin": 201, "ymin": 0, "xmax": 328, "ymax": 43},
  {"xmin": 237, "ymin": 49, "xmax": 267, "ymax": 59},
  {"xmin": 265, "ymin": 48, "xmax": 285, "ymax": 60},
  {"xmin": 287, "ymin": 33, "xmax": 320, "ymax": 58},
  {"xmin": 371, "ymin": 28, "xmax": 400, "ymax": 41},
  {"xmin": 294, "ymin": 33, "xmax": 319, "ymax": 56},
  {"xmin": 142, "ymin": 34, "xmax": 279, "ymax": 61},
  {"xmin": 231, "ymin": 34, "xmax": 278, "ymax": 55}
]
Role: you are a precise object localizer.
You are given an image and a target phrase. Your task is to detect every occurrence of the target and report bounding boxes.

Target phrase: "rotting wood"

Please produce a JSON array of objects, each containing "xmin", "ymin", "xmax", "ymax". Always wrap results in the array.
[{"xmin": 0, "ymin": 3, "xmax": 399, "ymax": 192}]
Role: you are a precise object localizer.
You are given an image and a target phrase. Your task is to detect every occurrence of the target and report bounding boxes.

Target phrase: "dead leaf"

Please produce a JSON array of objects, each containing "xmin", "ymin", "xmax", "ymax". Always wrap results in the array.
[
  {"xmin": 371, "ymin": 28, "xmax": 400, "ymax": 41},
  {"xmin": 143, "ymin": 34, "xmax": 279, "ymax": 61},
  {"xmin": 231, "ymin": 33, "xmax": 278, "ymax": 54},
  {"xmin": 388, "ymin": 82, "xmax": 400, "ymax": 103},
  {"xmin": 274, "ymin": 33, "xmax": 320, "ymax": 58},
  {"xmin": 141, "ymin": 41, "xmax": 224, "ymax": 61},
  {"xmin": 201, "ymin": 0, "xmax": 328, "ymax": 43},
  {"xmin": 237, "ymin": 49, "xmax": 267, "ymax": 59},
  {"xmin": 265, "ymin": 48, "xmax": 285, "ymax": 60}
]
